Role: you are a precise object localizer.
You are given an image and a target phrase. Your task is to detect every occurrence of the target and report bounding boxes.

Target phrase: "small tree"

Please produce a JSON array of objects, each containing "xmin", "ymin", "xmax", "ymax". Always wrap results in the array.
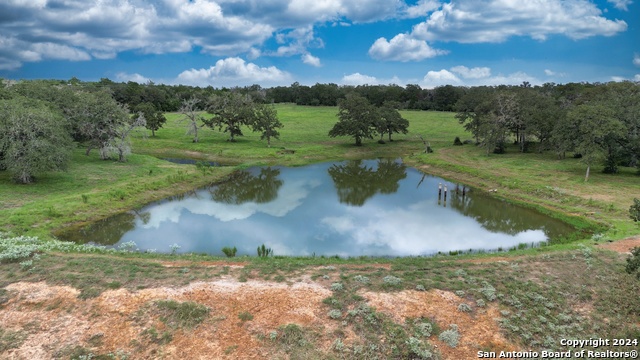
[
  {"xmin": 204, "ymin": 92, "xmax": 256, "ymax": 142},
  {"xmin": 329, "ymin": 93, "xmax": 377, "ymax": 146},
  {"xmin": 134, "ymin": 102, "xmax": 166, "ymax": 137},
  {"xmin": 567, "ymin": 104, "xmax": 625, "ymax": 181},
  {"xmin": 377, "ymin": 103, "xmax": 409, "ymax": 143},
  {"xmin": 252, "ymin": 104, "xmax": 283, "ymax": 147},
  {"xmin": 104, "ymin": 114, "xmax": 146, "ymax": 162},
  {"xmin": 179, "ymin": 97, "xmax": 204, "ymax": 143}
]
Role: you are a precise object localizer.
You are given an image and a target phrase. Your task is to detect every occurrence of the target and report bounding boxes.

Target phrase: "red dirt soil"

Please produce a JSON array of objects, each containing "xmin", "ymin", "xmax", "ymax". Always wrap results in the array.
[{"xmin": 1, "ymin": 276, "xmax": 518, "ymax": 359}]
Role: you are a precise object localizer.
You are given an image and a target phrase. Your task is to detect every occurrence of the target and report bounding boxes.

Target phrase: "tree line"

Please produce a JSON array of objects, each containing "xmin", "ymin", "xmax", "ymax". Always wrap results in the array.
[
  {"xmin": 454, "ymin": 81, "xmax": 640, "ymax": 180},
  {"xmin": 2, "ymin": 77, "xmax": 638, "ymax": 183},
  {"xmin": 0, "ymin": 80, "xmax": 281, "ymax": 184}
]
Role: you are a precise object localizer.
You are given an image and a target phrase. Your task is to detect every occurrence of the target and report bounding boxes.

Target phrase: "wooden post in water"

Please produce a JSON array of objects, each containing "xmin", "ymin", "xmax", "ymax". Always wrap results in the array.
[
  {"xmin": 438, "ymin": 183, "xmax": 442, "ymax": 200},
  {"xmin": 444, "ymin": 185, "xmax": 448, "ymax": 202}
]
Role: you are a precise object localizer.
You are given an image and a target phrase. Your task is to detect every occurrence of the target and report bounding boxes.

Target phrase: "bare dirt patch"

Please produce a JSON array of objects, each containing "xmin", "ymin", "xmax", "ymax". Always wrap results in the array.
[
  {"xmin": 362, "ymin": 289, "xmax": 517, "ymax": 359},
  {"xmin": 1, "ymin": 278, "xmax": 519, "ymax": 359},
  {"xmin": 597, "ymin": 235, "xmax": 640, "ymax": 254}
]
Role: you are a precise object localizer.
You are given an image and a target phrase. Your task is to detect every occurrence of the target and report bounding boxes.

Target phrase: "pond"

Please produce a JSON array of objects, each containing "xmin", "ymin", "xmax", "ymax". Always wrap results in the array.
[{"xmin": 60, "ymin": 159, "xmax": 576, "ymax": 257}]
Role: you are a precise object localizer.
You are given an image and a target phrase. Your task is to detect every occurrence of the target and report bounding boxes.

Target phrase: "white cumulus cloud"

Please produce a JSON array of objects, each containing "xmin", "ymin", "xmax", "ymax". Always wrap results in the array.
[
  {"xmin": 116, "ymin": 72, "xmax": 150, "ymax": 84},
  {"xmin": 402, "ymin": 0, "xmax": 440, "ymax": 18},
  {"xmin": 607, "ymin": 0, "xmax": 633, "ymax": 10},
  {"xmin": 634, "ymin": 53, "xmax": 640, "ymax": 67},
  {"xmin": 410, "ymin": 0, "xmax": 627, "ymax": 43},
  {"xmin": 341, "ymin": 73, "xmax": 379, "ymax": 85},
  {"xmin": 421, "ymin": 69, "xmax": 462, "ymax": 88},
  {"xmin": 368, "ymin": 33, "xmax": 447, "ymax": 61},
  {"xmin": 176, "ymin": 57, "xmax": 291, "ymax": 87},
  {"xmin": 302, "ymin": 53, "xmax": 322, "ymax": 67},
  {"xmin": 450, "ymin": 65, "xmax": 491, "ymax": 79}
]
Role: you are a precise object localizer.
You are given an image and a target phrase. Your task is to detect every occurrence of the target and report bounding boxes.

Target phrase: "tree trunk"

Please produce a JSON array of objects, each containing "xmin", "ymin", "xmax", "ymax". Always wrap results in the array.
[{"xmin": 584, "ymin": 165, "xmax": 590, "ymax": 182}]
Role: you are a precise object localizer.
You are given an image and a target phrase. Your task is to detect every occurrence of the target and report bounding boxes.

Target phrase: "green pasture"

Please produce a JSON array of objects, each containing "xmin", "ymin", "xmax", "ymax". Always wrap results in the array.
[{"xmin": 1, "ymin": 104, "xmax": 638, "ymax": 240}]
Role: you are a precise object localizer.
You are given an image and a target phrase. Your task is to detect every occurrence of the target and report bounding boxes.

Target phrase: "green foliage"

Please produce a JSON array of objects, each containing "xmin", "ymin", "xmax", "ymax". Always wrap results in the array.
[
  {"xmin": 629, "ymin": 198, "xmax": 640, "ymax": 223},
  {"xmin": 257, "ymin": 244, "xmax": 273, "ymax": 258},
  {"xmin": 154, "ymin": 300, "xmax": 210, "ymax": 329},
  {"xmin": 0, "ymin": 97, "xmax": 73, "ymax": 183},
  {"xmin": 195, "ymin": 160, "xmax": 214, "ymax": 176},
  {"xmin": 438, "ymin": 325, "xmax": 460, "ymax": 347},
  {"xmin": 626, "ymin": 247, "xmax": 640, "ymax": 279},
  {"xmin": 134, "ymin": 102, "xmax": 167, "ymax": 137},
  {"xmin": 329, "ymin": 93, "xmax": 378, "ymax": 146},
  {"xmin": 252, "ymin": 104, "xmax": 283, "ymax": 147},
  {"xmin": 71, "ymin": 90, "xmax": 131, "ymax": 159},
  {"xmin": 328, "ymin": 309, "xmax": 342, "ymax": 319},
  {"xmin": 376, "ymin": 103, "xmax": 409, "ymax": 143},
  {"xmin": 238, "ymin": 311, "xmax": 254, "ymax": 322},
  {"xmin": 204, "ymin": 92, "xmax": 256, "ymax": 142},
  {"xmin": 221, "ymin": 246, "xmax": 237, "ymax": 257},
  {"xmin": 0, "ymin": 329, "xmax": 28, "ymax": 352}
]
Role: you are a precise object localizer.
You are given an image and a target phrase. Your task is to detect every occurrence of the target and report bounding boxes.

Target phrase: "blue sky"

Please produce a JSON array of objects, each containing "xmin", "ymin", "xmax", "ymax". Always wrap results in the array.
[{"xmin": 1, "ymin": 0, "xmax": 638, "ymax": 88}]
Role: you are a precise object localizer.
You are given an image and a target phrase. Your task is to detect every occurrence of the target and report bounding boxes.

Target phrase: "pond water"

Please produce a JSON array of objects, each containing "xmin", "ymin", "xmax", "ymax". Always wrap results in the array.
[{"xmin": 61, "ymin": 159, "xmax": 576, "ymax": 257}]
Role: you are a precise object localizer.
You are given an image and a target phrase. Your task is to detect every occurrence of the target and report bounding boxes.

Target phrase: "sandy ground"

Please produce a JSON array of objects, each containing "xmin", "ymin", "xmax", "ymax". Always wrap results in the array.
[{"xmin": 1, "ymin": 274, "xmax": 516, "ymax": 360}]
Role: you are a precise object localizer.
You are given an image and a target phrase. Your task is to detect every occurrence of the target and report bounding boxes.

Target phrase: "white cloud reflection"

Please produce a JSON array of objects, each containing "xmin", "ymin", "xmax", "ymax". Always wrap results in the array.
[
  {"xmin": 141, "ymin": 178, "xmax": 320, "ymax": 228},
  {"xmin": 321, "ymin": 199, "xmax": 547, "ymax": 256}
]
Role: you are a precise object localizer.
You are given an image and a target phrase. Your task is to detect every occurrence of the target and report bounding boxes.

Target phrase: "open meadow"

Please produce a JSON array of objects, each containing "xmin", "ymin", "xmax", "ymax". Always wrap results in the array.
[{"xmin": 1, "ymin": 105, "xmax": 639, "ymax": 359}]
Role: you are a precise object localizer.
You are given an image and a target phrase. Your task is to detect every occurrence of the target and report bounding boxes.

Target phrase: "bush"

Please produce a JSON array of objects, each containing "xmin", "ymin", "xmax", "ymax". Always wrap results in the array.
[
  {"xmin": 438, "ymin": 325, "xmax": 460, "ymax": 347},
  {"xmin": 328, "ymin": 309, "xmax": 342, "ymax": 319},
  {"xmin": 630, "ymin": 198, "xmax": 640, "ymax": 223},
  {"xmin": 383, "ymin": 275, "xmax": 402, "ymax": 286},
  {"xmin": 221, "ymin": 246, "xmax": 237, "ymax": 257},
  {"xmin": 626, "ymin": 247, "xmax": 640, "ymax": 279},
  {"xmin": 453, "ymin": 136, "xmax": 463, "ymax": 146},
  {"xmin": 257, "ymin": 244, "xmax": 273, "ymax": 257}
]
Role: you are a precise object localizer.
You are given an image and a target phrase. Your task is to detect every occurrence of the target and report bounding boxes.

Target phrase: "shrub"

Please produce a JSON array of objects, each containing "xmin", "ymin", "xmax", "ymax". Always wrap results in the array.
[
  {"xmin": 438, "ymin": 325, "xmax": 460, "ymax": 348},
  {"xmin": 630, "ymin": 198, "xmax": 640, "ymax": 223},
  {"xmin": 221, "ymin": 246, "xmax": 237, "ymax": 257},
  {"xmin": 626, "ymin": 247, "xmax": 640, "ymax": 279},
  {"xmin": 457, "ymin": 303, "xmax": 472, "ymax": 312},
  {"xmin": 155, "ymin": 300, "xmax": 210, "ymax": 329},
  {"xmin": 453, "ymin": 136, "xmax": 463, "ymax": 146},
  {"xmin": 383, "ymin": 275, "xmax": 402, "ymax": 286},
  {"xmin": 330, "ymin": 282, "xmax": 344, "ymax": 291},
  {"xmin": 415, "ymin": 322, "xmax": 433, "ymax": 337},
  {"xmin": 238, "ymin": 311, "xmax": 254, "ymax": 322},
  {"xmin": 328, "ymin": 309, "xmax": 342, "ymax": 319},
  {"xmin": 257, "ymin": 244, "xmax": 273, "ymax": 258}
]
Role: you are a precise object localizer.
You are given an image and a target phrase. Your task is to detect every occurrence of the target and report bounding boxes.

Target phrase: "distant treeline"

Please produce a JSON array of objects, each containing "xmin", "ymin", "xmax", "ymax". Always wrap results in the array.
[{"xmin": 2, "ymin": 77, "xmax": 639, "ymax": 182}]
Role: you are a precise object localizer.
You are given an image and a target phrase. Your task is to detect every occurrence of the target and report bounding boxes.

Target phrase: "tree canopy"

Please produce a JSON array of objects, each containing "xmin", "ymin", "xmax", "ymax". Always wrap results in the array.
[{"xmin": 0, "ymin": 97, "xmax": 73, "ymax": 183}]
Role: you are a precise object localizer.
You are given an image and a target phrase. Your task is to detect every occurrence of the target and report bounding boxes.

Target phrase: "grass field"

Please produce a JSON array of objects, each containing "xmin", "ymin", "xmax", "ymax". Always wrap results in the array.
[{"xmin": 1, "ymin": 104, "xmax": 639, "ymax": 359}]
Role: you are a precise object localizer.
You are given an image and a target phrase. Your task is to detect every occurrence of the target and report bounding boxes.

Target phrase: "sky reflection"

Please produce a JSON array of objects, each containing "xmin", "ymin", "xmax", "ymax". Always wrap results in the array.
[{"xmin": 70, "ymin": 160, "xmax": 575, "ymax": 256}]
